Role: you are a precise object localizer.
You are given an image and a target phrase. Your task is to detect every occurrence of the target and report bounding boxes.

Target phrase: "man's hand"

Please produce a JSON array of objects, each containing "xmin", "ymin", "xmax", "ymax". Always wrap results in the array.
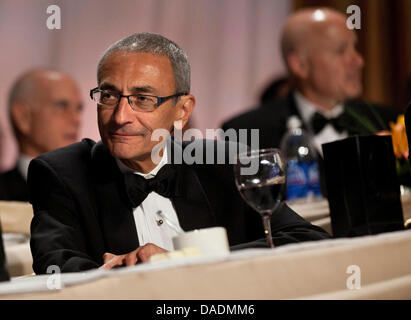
[{"xmin": 99, "ymin": 243, "xmax": 168, "ymax": 270}]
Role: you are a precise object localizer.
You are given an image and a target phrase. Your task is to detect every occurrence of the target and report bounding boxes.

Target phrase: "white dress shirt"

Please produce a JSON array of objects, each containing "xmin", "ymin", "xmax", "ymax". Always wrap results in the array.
[
  {"xmin": 116, "ymin": 147, "xmax": 182, "ymax": 251},
  {"xmin": 17, "ymin": 154, "xmax": 33, "ymax": 181},
  {"xmin": 294, "ymin": 91, "xmax": 348, "ymax": 156}
]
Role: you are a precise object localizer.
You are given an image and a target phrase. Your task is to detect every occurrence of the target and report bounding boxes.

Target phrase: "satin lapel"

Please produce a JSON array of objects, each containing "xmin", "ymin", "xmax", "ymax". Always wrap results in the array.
[
  {"xmin": 91, "ymin": 142, "xmax": 139, "ymax": 254},
  {"xmin": 168, "ymin": 140, "xmax": 216, "ymax": 231}
]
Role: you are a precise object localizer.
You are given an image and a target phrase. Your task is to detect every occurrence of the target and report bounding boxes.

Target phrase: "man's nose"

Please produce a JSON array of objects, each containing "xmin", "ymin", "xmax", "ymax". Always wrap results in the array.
[
  {"xmin": 352, "ymin": 49, "xmax": 364, "ymax": 69},
  {"xmin": 112, "ymin": 96, "xmax": 134, "ymax": 124},
  {"xmin": 67, "ymin": 105, "xmax": 82, "ymax": 129}
]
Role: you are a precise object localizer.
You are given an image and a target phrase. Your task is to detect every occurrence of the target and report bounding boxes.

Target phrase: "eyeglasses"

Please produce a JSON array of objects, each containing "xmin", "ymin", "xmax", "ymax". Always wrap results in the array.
[{"xmin": 90, "ymin": 87, "xmax": 187, "ymax": 112}]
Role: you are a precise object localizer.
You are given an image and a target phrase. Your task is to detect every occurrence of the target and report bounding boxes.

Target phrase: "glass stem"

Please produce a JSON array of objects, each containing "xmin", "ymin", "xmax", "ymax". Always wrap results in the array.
[{"xmin": 262, "ymin": 212, "xmax": 274, "ymax": 248}]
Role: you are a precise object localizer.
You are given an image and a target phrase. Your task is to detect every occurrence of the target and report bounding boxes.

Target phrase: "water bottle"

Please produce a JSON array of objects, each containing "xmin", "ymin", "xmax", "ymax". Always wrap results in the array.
[{"xmin": 280, "ymin": 116, "xmax": 322, "ymax": 202}]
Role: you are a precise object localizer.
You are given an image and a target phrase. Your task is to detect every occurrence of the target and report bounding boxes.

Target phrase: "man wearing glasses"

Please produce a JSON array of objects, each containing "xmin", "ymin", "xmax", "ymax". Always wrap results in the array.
[{"xmin": 28, "ymin": 33, "xmax": 329, "ymax": 274}]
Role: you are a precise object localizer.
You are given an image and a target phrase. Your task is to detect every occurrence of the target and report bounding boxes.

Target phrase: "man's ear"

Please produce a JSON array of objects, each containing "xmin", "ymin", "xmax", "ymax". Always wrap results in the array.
[
  {"xmin": 287, "ymin": 52, "xmax": 309, "ymax": 79},
  {"xmin": 10, "ymin": 102, "xmax": 32, "ymax": 136},
  {"xmin": 175, "ymin": 94, "xmax": 195, "ymax": 129}
]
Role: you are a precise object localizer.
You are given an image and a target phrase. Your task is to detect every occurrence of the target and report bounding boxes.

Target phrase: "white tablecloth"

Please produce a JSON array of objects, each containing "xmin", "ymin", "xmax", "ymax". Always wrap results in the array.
[{"xmin": 0, "ymin": 229, "xmax": 410, "ymax": 299}]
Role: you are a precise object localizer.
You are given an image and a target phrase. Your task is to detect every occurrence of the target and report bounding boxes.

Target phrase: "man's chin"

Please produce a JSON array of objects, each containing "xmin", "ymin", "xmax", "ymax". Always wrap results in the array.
[
  {"xmin": 344, "ymin": 87, "xmax": 362, "ymax": 100},
  {"xmin": 105, "ymin": 140, "xmax": 147, "ymax": 161},
  {"xmin": 63, "ymin": 139, "xmax": 78, "ymax": 147},
  {"xmin": 52, "ymin": 139, "xmax": 78, "ymax": 151}
]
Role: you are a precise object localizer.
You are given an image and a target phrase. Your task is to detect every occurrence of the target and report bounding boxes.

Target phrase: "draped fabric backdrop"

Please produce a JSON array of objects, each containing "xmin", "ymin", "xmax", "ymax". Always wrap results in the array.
[{"xmin": 0, "ymin": 0, "xmax": 290, "ymax": 170}]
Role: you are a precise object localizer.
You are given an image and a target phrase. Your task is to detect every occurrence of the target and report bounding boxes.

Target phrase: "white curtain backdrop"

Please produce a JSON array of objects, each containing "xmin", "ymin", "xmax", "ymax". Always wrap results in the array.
[{"xmin": 0, "ymin": 0, "xmax": 290, "ymax": 170}]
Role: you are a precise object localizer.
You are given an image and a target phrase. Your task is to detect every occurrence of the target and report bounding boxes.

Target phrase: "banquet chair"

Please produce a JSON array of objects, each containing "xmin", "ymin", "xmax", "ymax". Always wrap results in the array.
[{"xmin": 0, "ymin": 201, "xmax": 33, "ymax": 277}]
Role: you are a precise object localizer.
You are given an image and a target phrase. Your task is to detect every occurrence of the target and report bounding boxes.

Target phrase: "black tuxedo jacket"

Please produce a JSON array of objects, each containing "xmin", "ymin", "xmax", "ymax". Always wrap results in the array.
[
  {"xmin": 28, "ymin": 138, "xmax": 329, "ymax": 274},
  {"xmin": 0, "ymin": 166, "xmax": 29, "ymax": 202}
]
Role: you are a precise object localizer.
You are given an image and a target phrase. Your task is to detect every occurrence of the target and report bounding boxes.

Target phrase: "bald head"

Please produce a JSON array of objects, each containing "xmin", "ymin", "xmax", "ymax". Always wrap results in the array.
[
  {"xmin": 9, "ymin": 68, "xmax": 73, "ymax": 110},
  {"xmin": 280, "ymin": 8, "xmax": 364, "ymax": 110},
  {"xmin": 281, "ymin": 8, "xmax": 347, "ymax": 60},
  {"xmin": 9, "ymin": 68, "xmax": 83, "ymax": 157}
]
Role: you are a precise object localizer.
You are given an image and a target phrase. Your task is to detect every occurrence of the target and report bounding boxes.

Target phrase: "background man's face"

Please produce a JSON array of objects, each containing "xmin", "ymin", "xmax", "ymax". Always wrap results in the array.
[
  {"xmin": 28, "ymin": 75, "xmax": 82, "ymax": 153},
  {"xmin": 305, "ymin": 20, "xmax": 364, "ymax": 102},
  {"xmin": 97, "ymin": 51, "xmax": 182, "ymax": 163}
]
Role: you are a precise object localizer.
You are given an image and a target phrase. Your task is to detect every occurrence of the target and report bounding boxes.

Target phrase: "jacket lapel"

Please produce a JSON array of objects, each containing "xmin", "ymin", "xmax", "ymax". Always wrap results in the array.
[
  {"xmin": 168, "ymin": 140, "xmax": 216, "ymax": 231},
  {"xmin": 91, "ymin": 142, "xmax": 139, "ymax": 254}
]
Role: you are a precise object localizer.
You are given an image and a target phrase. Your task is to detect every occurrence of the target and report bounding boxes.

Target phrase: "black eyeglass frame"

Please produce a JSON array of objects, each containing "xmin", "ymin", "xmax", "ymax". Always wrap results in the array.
[{"xmin": 89, "ymin": 87, "xmax": 187, "ymax": 110}]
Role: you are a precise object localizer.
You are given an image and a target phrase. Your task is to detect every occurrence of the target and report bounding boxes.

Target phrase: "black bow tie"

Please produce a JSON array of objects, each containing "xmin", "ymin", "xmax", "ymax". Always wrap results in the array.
[
  {"xmin": 124, "ymin": 164, "xmax": 179, "ymax": 208},
  {"xmin": 310, "ymin": 112, "xmax": 346, "ymax": 134}
]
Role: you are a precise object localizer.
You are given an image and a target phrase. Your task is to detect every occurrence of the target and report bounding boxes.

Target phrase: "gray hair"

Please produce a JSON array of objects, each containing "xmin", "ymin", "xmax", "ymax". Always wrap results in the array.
[{"xmin": 97, "ymin": 32, "xmax": 190, "ymax": 94}]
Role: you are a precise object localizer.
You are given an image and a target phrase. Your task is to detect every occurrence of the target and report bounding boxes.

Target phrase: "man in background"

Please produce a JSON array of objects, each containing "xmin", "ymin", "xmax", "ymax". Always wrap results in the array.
[
  {"xmin": 222, "ymin": 7, "xmax": 397, "ymax": 154},
  {"xmin": 0, "ymin": 68, "xmax": 83, "ymax": 201},
  {"xmin": 222, "ymin": 7, "xmax": 398, "ymax": 196}
]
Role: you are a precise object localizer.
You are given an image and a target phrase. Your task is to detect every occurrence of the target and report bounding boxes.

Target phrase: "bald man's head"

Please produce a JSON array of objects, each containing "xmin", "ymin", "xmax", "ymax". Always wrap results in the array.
[
  {"xmin": 8, "ymin": 68, "xmax": 83, "ymax": 157},
  {"xmin": 281, "ymin": 8, "xmax": 364, "ymax": 110},
  {"xmin": 281, "ymin": 8, "xmax": 348, "ymax": 61}
]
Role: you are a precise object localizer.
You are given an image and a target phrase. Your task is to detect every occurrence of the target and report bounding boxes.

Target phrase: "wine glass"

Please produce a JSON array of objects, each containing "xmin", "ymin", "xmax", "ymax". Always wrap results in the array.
[{"xmin": 234, "ymin": 148, "xmax": 286, "ymax": 248}]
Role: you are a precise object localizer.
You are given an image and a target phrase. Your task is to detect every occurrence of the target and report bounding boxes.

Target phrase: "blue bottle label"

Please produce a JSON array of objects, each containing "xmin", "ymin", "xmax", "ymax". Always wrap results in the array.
[
  {"xmin": 286, "ymin": 160, "xmax": 321, "ymax": 200},
  {"xmin": 308, "ymin": 162, "xmax": 321, "ymax": 197}
]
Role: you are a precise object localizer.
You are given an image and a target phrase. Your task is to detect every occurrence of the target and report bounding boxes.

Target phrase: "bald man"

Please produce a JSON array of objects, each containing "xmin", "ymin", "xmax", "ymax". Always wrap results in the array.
[
  {"xmin": 222, "ymin": 7, "xmax": 397, "ymax": 193},
  {"xmin": 0, "ymin": 68, "xmax": 83, "ymax": 201}
]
